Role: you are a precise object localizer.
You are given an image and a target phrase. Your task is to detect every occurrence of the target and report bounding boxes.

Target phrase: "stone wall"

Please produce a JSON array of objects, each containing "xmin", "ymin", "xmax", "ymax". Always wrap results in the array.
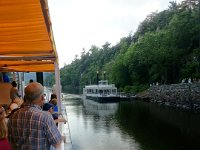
[{"xmin": 149, "ymin": 83, "xmax": 200, "ymax": 111}]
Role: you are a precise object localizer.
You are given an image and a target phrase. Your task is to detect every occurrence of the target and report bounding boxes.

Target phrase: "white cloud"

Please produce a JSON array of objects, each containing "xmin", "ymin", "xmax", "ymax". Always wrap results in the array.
[{"xmin": 48, "ymin": 0, "xmax": 184, "ymax": 67}]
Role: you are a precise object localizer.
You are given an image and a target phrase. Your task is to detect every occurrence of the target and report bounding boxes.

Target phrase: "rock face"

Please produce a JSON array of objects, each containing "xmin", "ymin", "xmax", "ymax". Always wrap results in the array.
[{"xmin": 149, "ymin": 83, "xmax": 200, "ymax": 112}]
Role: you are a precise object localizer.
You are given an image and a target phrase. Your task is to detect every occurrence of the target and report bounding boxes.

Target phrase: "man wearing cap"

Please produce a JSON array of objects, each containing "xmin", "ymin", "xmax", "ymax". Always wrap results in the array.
[
  {"xmin": 43, "ymin": 102, "xmax": 67, "ymax": 124},
  {"xmin": 8, "ymin": 82, "xmax": 62, "ymax": 150}
]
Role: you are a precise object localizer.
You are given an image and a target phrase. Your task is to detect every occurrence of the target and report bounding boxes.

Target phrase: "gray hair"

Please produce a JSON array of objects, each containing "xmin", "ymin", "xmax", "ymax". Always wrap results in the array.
[{"xmin": 25, "ymin": 82, "xmax": 44, "ymax": 102}]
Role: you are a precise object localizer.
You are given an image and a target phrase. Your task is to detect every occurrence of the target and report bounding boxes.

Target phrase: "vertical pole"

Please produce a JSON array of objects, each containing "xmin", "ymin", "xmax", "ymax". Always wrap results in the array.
[
  {"xmin": 103, "ymin": 71, "xmax": 106, "ymax": 80},
  {"xmin": 21, "ymin": 72, "xmax": 25, "ymax": 98},
  {"xmin": 54, "ymin": 62, "xmax": 61, "ymax": 114},
  {"xmin": 96, "ymin": 71, "xmax": 99, "ymax": 85},
  {"xmin": 36, "ymin": 72, "xmax": 43, "ymax": 85},
  {"xmin": 12, "ymin": 72, "xmax": 16, "ymax": 81},
  {"xmin": 18, "ymin": 72, "xmax": 23, "ymax": 97}
]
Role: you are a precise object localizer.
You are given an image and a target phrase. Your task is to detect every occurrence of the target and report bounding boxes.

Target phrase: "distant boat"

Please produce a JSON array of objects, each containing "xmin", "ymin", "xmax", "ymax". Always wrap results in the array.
[{"xmin": 83, "ymin": 80, "xmax": 120, "ymax": 103}]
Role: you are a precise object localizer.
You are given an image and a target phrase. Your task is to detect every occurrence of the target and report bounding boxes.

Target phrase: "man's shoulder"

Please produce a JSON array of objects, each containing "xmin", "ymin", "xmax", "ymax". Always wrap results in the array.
[
  {"xmin": 11, "ymin": 107, "xmax": 51, "ymax": 119},
  {"xmin": 9, "ymin": 108, "xmax": 54, "ymax": 129}
]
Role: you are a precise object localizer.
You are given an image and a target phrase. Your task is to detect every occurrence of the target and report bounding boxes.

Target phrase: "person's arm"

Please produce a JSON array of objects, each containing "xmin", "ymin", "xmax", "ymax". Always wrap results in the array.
[
  {"xmin": 16, "ymin": 89, "xmax": 21, "ymax": 98},
  {"xmin": 54, "ymin": 118, "xmax": 67, "ymax": 124},
  {"xmin": 13, "ymin": 88, "xmax": 21, "ymax": 98},
  {"xmin": 53, "ymin": 142, "xmax": 62, "ymax": 148}
]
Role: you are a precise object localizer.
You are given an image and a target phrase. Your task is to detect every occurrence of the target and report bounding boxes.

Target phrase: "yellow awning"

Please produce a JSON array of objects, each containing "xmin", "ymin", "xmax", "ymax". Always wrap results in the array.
[{"xmin": 0, "ymin": 0, "xmax": 58, "ymax": 72}]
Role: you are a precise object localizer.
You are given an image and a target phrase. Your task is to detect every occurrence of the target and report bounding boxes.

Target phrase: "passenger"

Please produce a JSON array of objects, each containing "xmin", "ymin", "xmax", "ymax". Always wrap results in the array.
[
  {"xmin": 49, "ymin": 94, "xmax": 58, "ymax": 112},
  {"xmin": 29, "ymin": 79, "xmax": 34, "ymax": 83},
  {"xmin": 8, "ymin": 81, "xmax": 23, "ymax": 113},
  {"xmin": 8, "ymin": 82, "xmax": 63, "ymax": 149},
  {"xmin": 50, "ymin": 93, "xmax": 57, "ymax": 100},
  {"xmin": 0, "ymin": 106, "xmax": 11, "ymax": 150},
  {"xmin": 10, "ymin": 81, "xmax": 21, "ymax": 101},
  {"xmin": 2, "ymin": 72, "xmax": 10, "ymax": 83},
  {"xmin": 43, "ymin": 93, "xmax": 48, "ymax": 103},
  {"xmin": 50, "ymin": 98, "xmax": 58, "ymax": 112},
  {"xmin": 43, "ymin": 102, "xmax": 67, "ymax": 125}
]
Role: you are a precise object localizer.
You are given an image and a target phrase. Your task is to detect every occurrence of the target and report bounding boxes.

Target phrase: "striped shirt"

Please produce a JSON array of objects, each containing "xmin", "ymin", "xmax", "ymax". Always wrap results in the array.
[{"xmin": 8, "ymin": 103, "xmax": 62, "ymax": 150}]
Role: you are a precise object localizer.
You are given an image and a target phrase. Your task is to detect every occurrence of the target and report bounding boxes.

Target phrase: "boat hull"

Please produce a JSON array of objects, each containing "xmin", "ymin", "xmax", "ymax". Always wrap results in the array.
[{"xmin": 85, "ymin": 95, "xmax": 120, "ymax": 103}]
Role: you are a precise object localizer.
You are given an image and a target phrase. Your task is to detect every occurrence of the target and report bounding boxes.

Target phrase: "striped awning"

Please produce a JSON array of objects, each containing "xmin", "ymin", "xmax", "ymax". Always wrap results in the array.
[{"xmin": 0, "ymin": 0, "xmax": 58, "ymax": 72}]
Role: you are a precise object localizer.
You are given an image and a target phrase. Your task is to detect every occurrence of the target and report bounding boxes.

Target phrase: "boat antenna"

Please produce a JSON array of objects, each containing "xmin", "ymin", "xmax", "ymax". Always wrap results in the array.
[
  {"xmin": 96, "ymin": 71, "xmax": 99, "ymax": 85},
  {"xmin": 103, "ymin": 71, "xmax": 106, "ymax": 80}
]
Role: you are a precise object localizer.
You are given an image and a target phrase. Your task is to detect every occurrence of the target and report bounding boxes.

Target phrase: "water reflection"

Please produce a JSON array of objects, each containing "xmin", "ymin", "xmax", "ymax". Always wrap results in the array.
[
  {"xmin": 83, "ymin": 99, "xmax": 119, "ymax": 116},
  {"xmin": 82, "ymin": 99, "xmax": 120, "ymax": 139},
  {"xmin": 116, "ymin": 101, "xmax": 200, "ymax": 150},
  {"xmin": 64, "ymin": 94, "xmax": 200, "ymax": 150},
  {"xmin": 65, "ymin": 96, "xmax": 140, "ymax": 150}
]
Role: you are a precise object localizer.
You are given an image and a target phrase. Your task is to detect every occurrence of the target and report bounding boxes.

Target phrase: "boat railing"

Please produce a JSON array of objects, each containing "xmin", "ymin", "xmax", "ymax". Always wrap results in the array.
[
  {"xmin": 57, "ymin": 111, "xmax": 73, "ymax": 150},
  {"xmin": 98, "ymin": 84, "xmax": 116, "ymax": 87},
  {"xmin": 86, "ymin": 84, "xmax": 116, "ymax": 88},
  {"xmin": 43, "ymin": 88, "xmax": 73, "ymax": 150}
]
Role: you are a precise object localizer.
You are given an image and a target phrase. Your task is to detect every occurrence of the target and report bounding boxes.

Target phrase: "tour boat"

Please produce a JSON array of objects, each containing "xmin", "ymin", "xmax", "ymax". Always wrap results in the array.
[{"xmin": 83, "ymin": 80, "xmax": 120, "ymax": 103}]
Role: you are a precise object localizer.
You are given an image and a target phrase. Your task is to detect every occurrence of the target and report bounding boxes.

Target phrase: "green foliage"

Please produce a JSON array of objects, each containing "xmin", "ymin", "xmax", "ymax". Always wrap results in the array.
[
  {"xmin": 122, "ymin": 84, "xmax": 149, "ymax": 94},
  {"xmin": 44, "ymin": 73, "xmax": 55, "ymax": 87},
  {"xmin": 59, "ymin": 0, "xmax": 200, "ymax": 94},
  {"xmin": 180, "ymin": 48, "xmax": 200, "ymax": 79}
]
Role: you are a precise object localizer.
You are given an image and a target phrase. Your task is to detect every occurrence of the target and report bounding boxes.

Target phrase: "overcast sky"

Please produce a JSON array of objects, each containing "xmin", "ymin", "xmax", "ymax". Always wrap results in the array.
[{"xmin": 48, "ymin": 0, "xmax": 183, "ymax": 68}]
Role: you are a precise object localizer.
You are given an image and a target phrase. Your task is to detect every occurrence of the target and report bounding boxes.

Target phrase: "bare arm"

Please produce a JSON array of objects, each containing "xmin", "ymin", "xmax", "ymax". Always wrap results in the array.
[
  {"xmin": 54, "ymin": 118, "xmax": 67, "ymax": 124},
  {"xmin": 53, "ymin": 142, "xmax": 62, "ymax": 148}
]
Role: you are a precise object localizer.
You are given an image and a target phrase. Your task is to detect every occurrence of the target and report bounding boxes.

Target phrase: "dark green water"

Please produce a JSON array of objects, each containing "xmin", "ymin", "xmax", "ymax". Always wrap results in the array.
[{"xmin": 64, "ymin": 94, "xmax": 200, "ymax": 150}]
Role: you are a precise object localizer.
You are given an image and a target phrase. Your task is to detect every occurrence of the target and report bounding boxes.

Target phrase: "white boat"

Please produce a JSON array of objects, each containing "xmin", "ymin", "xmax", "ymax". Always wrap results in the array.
[{"xmin": 83, "ymin": 80, "xmax": 120, "ymax": 103}]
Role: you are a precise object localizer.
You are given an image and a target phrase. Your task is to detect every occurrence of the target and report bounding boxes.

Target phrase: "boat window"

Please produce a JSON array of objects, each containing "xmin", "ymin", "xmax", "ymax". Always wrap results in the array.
[
  {"xmin": 99, "ymin": 90, "xmax": 103, "ymax": 94},
  {"xmin": 104, "ymin": 89, "xmax": 109, "ymax": 95},
  {"xmin": 112, "ymin": 89, "xmax": 116, "ymax": 94}
]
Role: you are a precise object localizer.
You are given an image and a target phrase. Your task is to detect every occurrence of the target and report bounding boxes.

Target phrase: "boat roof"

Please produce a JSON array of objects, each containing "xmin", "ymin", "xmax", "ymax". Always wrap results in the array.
[
  {"xmin": 85, "ymin": 85, "xmax": 117, "ymax": 89},
  {"xmin": 0, "ymin": 0, "xmax": 57, "ymax": 72}
]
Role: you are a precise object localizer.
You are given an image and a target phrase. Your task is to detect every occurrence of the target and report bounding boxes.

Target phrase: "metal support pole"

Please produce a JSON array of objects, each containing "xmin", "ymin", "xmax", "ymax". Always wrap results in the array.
[
  {"xmin": 54, "ymin": 62, "xmax": 62, "ymax": 114},
  {"xmin": 36, "ymin": 72, "xmax": 44, "ymax": 85}
]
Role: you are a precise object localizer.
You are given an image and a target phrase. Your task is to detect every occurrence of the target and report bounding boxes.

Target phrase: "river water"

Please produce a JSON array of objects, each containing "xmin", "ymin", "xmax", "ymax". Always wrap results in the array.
[{"xmin": 63, "ymin": 94, "xmax": 200, "ymax": 150}]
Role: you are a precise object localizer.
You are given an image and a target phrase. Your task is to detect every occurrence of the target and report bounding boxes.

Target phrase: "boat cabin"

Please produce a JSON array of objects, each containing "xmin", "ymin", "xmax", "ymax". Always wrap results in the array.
[{"xmin": 84, "ymin": 80, "xmax": 118, "ymax": 96}]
